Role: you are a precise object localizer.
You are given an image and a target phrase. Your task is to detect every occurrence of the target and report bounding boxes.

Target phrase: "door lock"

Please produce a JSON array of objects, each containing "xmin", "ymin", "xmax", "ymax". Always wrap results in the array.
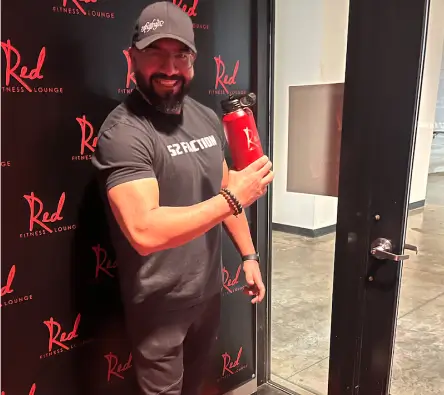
[{"xmin": 370, "ymin": 238, "xmax": 410, "ymax": 261}]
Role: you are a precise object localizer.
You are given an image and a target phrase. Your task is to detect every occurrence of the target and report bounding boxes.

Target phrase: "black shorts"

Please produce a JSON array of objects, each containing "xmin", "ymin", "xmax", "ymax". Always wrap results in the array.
[{"xmin": 126, "ymin": 293, "xmax": 221, "ymax": 395}]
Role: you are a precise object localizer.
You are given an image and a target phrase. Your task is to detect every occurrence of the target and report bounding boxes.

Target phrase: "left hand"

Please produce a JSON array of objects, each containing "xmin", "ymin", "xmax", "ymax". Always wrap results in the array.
[{"xmin": 243, "ymin": 260, "xmax": 266, "ymax": 304}]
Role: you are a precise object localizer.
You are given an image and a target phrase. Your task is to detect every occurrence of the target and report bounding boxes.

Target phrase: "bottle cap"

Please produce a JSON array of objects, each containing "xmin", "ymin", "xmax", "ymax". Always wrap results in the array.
[{"xmin": 220, "ymin": 93, "xmax": 257, "ymax": 114}]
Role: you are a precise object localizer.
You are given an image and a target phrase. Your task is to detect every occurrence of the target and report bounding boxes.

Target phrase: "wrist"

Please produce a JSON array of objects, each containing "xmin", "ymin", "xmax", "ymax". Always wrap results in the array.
[
  {"xmin": 214, "ymin": 194, "xmax": 236, "ymax": 218},
  {"xmin": 219, "ymin": 188, "xmax": 243, "ymax": 216}
]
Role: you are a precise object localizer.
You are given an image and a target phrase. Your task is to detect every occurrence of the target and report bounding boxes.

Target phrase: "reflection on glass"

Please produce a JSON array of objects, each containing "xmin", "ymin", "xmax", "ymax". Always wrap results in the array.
[
  {"xmin": 390, "ymin": 2, "xmax": 444, "ymax": 393},
  {"xmin": 270, "ymin": 1, "xmax": 444, "ymax": 394},
  {"xmin": 270, "ymin": 0, "xmax": 350, "ymax": 393}
]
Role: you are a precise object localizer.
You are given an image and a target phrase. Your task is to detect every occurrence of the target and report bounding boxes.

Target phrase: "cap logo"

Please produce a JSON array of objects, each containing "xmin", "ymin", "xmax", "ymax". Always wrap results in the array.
[{"xmin": 141, "ymin": 18, "xmax": 165, "ymax": 34}]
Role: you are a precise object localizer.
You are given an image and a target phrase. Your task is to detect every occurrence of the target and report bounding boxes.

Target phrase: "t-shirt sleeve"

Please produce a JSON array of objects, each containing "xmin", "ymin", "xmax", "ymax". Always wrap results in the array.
[
  {"xmin": 213, "ymin": 113, "xmax": 230, "ymax": 164},
  {"xmin": 205, "ymin": 107, "xmax": 228, "ymax": 156},
  {"xmin": 92, "ymin": 123, "xmax": 156, "ymax": 191},
  {"xmin": 217, "ymin": 118, "xmax": 228, "ymax": 154}
]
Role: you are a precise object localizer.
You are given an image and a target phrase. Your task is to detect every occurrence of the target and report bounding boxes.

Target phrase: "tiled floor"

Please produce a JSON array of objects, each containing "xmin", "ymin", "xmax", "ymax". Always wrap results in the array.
[
  {"xmin": 429, "ymin": 134, "xmax": 444, "ymax": 173},
  {"xmin": 270, "ymin": 173, "xmax": 444, "ymax": 395}
]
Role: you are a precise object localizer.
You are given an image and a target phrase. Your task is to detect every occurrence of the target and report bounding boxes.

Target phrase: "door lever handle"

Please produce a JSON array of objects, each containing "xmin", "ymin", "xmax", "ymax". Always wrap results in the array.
[
  {"xmin": 404, "ymin": 243, "xmax": 418, "ymax": 254},
  {"xmin": 370, "ymin": 238, "xmax": 410, "ymax": 262}
]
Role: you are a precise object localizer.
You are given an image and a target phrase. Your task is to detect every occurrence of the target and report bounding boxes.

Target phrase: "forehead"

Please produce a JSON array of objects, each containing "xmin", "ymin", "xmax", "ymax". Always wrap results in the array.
[{"xmin": 149, "ymin": 38, "xmax": 188, "ymax": 52}]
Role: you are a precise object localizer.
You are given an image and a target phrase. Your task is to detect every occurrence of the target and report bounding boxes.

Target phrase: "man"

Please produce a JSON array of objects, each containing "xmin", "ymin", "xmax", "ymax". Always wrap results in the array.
[{"xmin": 91, "ymin": 2, "xmax": 274, "ymax": 394}]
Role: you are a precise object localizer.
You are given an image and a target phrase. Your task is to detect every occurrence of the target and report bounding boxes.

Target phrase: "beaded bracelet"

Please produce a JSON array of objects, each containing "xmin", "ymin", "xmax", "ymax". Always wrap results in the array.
[{"xmin": 219, "ymin": 188, "xmax": 243, "ymax": 216}]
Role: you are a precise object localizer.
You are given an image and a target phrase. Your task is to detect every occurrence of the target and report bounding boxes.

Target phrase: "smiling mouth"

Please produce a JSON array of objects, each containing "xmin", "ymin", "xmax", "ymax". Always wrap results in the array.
[{"xmin": 154, "ymin": 79, "xmax": 181, "ymax": 88}]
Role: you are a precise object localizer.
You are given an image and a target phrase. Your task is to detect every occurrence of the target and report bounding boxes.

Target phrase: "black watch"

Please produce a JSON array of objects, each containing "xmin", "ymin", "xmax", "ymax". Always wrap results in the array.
[{"xmin": 241, "ymin": 253, "xmax": 260, "ymax": 263}]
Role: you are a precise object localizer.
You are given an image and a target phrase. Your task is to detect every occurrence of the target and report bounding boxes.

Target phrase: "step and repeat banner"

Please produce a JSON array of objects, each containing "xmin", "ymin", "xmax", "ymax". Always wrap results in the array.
[{"xmin": 1, "ymin": 1, "xmax": 257, "ymax": 394}]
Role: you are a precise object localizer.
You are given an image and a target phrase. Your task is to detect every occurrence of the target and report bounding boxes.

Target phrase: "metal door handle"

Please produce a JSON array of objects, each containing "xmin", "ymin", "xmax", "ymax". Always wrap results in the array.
[
  {"xmin": 404, "ymin": 243, "xmax": 419, "ymax": 254},
  {"xmin": 370, "ymin": 238, "xmax": 409, "ymax": 261}
]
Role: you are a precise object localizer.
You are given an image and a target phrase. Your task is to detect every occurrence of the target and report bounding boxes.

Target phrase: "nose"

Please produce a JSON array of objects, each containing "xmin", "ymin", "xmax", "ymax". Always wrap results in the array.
[{"xmin": 160, "ymin": 54, "xmax": 178, "ymax": 76}]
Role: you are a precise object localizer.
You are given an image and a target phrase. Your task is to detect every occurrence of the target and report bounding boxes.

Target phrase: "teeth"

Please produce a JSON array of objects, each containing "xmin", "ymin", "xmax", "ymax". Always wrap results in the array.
[{"xmin": 157, "ymin": 79, "xmax": 177, "ymax": 87}]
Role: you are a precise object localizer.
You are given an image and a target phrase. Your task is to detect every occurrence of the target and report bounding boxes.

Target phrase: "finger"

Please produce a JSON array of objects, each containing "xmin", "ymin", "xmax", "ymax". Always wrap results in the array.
[
  {"xmin": 257, "ymin": 280, "xmax": 266, "ymax": 302},
  {"xmin": 246, "ymin": 155, "xmax": 269, "ymax": 172},
  {"xmin": 244, "ymin": 269, "xmax": 255, "ymax": 286},
  {"xmin": 252, "ymin": 272, "xmax": 265, "ymax": 302},
  {"xmin": 242, "ymin": 287, "xmax": 251, "ymax": 296},
  {"xmin": 260, "ymin": 170, "xmax": 274, "ymax": 187},
  {"xmin": 260, "ymin": 187, "xmax": 268, "ymax": 196},
  {"xmin": 257, "ymin": 160, "xmax": 273, "ymax": 177}
]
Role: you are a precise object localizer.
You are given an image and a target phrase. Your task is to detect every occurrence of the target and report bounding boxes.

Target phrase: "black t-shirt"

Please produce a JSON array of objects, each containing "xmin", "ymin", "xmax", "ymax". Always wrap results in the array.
[{"xmin": 92, "ymin": 90, "xmax": 227, "ymax": 311}]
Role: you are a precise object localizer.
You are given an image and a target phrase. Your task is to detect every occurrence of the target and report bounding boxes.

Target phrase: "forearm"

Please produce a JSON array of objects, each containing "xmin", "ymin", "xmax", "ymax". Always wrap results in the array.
[
  {"xmin": 223, "ymin": 211, "xmax": 256, "ymax": 256},
  {"xmin": 138, "ymin": 194, "xmax": 233, "ymax": 255}
]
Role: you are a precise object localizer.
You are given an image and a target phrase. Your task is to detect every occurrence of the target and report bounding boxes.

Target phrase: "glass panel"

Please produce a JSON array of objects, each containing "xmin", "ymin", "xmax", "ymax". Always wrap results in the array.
[
  {"xmin": 390, "ymin": 2, "xmax": 444, "ymax": 393},
  {"xmin": 269, "ymin": 0, "xmax": 350, "ymax": 393}
]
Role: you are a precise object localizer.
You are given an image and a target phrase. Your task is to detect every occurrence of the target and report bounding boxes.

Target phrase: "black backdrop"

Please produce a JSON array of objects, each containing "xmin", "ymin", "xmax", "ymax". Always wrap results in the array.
[{"xmin": 1, "ymin": 1, "xmax": 263, "ymax": 394}]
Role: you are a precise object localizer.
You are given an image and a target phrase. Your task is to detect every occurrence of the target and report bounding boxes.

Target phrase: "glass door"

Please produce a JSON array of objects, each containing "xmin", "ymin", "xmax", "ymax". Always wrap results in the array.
[
  {"xmin": 269, "ymin": 0, "xmax": 350, "ymax": 392},
  {"xmin": 257, "ymin": 0, "xmax": 434, "ymax": 394},
  {"xmin": 389, "ymin": 1, "xmax": 444, "ymax": 393}
]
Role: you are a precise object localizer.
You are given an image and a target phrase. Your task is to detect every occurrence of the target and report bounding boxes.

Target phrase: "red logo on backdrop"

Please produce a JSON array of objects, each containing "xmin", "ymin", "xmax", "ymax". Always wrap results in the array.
[
  {"xmin": 1, "ymin": 39, "xmax": 63, "ymax": 94},
  {"xmin": 218, "ymin": 346, "xmax": 248, "ymax": 381},
  {"xmin": 92, "ymin": 244, "xmax": 118, "ymax": 279},
  {"xmin": 172, "ymin": 0, "xmax": 197, "ymax": 16},
  {"xmin": 1, "ymin": 161, "xmax": 12, "ymax": 168},
  {"xmin": 2, "ymin": 383, "xmax": 37, "ymax": 395},
  {"xmin": 40, "ymin": 313, "xmax": 90, "ymax": 359},
  {"xmin": 118, "ymin": 49, "xmax": 136, "ymax": 95},
  {"xmin": 46, "ymin": 313, "xmax": 81, "ymax": 352},
  {"xmin": 222, "ymin": 264, "xmax": 243, "ymax": 294},
  {"xmin": 104, "ymin": 352, "xmax": 132, "ymax": 382},
  {"xmin": 72, "ymin": 115, "xmax": 98, "ymax": 161},
  {"xmin": 52, "ymin": 0, "xmax": 115, "ymax": 19},
  {"xmin": 209, "ymin": 55, "xmax": 246, "ymax": 96},
  {"xmin": 171, "ymin": 0, "xmax": 209, "ymax": 30},
  {"xmin": 20, "ymin": 192, "xmax": 76, "ymax": 239},
  {"xmin": 1, "ymin": 265, "xmax": 33, "ymax": 308}
]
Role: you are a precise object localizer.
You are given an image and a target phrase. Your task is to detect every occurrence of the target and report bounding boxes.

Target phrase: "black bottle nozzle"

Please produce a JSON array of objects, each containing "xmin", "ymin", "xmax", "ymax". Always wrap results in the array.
[
  {"xmin": 221, "ymin": 92, "xmax": 257, "ymax": 114},
  {"xmin": 239, "ymin": 92, "xmax": 256, "ymax": 107}
]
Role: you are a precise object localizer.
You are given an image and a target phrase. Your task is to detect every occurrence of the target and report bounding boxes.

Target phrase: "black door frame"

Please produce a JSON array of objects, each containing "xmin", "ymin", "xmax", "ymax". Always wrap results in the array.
[
  {"xmin": 250, "ymin": 0, "xmax": 274, "ymax": 387},
  {"xmin": 253, "ymin": 0, "xmax": 431, "ymax": 394}
]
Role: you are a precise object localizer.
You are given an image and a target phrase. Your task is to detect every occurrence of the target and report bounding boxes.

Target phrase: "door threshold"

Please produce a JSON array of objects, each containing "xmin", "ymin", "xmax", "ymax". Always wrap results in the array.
[{"xmin": 257, "ymin": 382, "xmax": 321, "ymax": 395}]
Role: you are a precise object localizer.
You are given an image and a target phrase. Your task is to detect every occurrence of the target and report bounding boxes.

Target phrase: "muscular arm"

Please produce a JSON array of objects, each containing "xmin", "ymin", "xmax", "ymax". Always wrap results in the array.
[
  {"xmin": 221, "ymin": 160, "xmax": 256, "ymax": 256},
  {"xmin": 92, "ymin": 123, "xmax": 234, "ymax": 257},
  {"xmin": 108, "ymin": 179, "xmax": 233, "ymax": 256}
]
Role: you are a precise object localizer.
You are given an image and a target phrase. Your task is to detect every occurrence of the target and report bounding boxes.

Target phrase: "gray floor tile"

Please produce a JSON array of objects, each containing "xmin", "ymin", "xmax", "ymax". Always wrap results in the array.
[
  {"xmin": 270, "ymin": 174, "xmax": 444, "ymax": 395},
  {"xmin": 391, "ymin": 296, "xmax": 444, "ymax": 394}
]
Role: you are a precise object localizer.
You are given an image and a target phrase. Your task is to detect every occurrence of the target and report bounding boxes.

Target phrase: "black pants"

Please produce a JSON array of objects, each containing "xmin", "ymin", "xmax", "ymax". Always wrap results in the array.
[{"xmin": 127, "ymin": 294, "xmax": 221, "ymax": 395}]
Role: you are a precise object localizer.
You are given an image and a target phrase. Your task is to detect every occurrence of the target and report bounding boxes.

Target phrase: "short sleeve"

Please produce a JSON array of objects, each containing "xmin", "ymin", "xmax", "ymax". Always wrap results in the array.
[
  {"xmin": 217, "ymin": 119, "xmax": 228, "ymax": 154},
  {"xmin": 92, "ymin": 123, "xmax": 156, "ymax": 191},
  {"xmin": 205, "ymin": 107, "xmax": 228, "ymax": 156},
  {"xmin": 212, "ymin": 112, "xmax": 230, "ymax": 164}
]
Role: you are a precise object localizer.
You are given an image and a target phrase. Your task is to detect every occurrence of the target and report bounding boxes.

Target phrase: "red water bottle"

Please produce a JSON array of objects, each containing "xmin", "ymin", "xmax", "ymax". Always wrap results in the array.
[{"xmin": 220, "ymin": 93, "xmax": 264, "ymax": 171}]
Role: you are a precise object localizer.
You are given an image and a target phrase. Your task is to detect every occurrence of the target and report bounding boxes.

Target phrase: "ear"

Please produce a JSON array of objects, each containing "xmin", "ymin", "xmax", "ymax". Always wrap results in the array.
[
  {"xmin": 129, "ymin": 47, "xmax": 137, "ymax": 72},
  {"xmin": 188, "ymin": 65, "xmax": 195, "ymax": 79}
]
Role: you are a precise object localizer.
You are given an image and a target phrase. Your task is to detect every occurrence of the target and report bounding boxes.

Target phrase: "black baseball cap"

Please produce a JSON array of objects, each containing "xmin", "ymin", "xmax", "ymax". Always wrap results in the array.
[{"xmin": 132, "ymin": 1, "xmax": 197, "ymax": 53}]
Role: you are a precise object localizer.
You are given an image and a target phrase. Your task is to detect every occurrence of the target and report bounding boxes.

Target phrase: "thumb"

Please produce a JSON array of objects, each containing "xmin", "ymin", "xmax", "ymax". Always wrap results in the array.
[{"xmin": 244, "ymin": 268, "xmax": 255, "ymax": 285}]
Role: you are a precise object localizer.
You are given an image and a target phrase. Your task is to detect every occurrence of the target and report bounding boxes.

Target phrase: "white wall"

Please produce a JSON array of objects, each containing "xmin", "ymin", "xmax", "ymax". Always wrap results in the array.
[
  {"xmin": 272, "ymin": 0, "xmax": 444, "ymax": 231},
  {"xmin": 409, "ymin": 0, "xmax": 444, "ymax": 202},
  {"xmin": 272, "ymin": 0, "xmax": 322, "ymax": 229},
  {"xmin": 429, "ymin": 40, "xmax": 444, "ymax": 174},
  {"xmin": 272, "ymin": 0, "xmax": 348, "ymax": 230}
]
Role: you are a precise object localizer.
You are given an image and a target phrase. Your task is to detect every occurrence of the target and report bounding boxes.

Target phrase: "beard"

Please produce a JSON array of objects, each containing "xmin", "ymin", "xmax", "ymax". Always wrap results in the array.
[{"xmin": 135, "ymin": 71, "xmax": 191, "ymax": 115}]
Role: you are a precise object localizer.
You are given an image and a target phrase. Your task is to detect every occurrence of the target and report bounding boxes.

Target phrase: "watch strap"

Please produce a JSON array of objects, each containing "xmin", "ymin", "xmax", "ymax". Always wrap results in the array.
[{"xmin": 242, "ymin": 253, "xmax": 260, "ymax": 263}]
